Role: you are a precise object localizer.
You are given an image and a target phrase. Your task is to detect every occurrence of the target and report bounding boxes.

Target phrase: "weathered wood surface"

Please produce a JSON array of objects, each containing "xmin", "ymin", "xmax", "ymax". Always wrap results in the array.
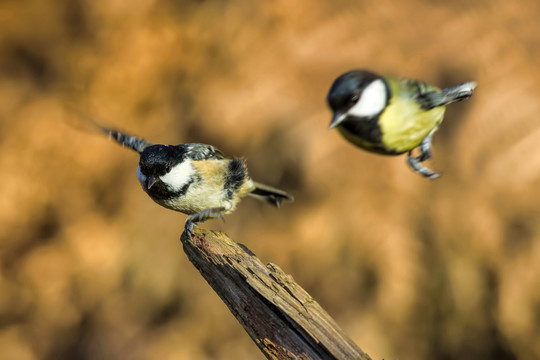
[{"xmin": 180, "ymin": 227, "xmax": 373, "ymax": 360}]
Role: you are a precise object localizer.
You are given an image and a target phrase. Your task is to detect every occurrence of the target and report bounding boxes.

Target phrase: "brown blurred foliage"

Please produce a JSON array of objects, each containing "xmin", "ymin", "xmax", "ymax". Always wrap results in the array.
[{"xmin": 1, "ymin": 0, "xmax": 539, "ymax": 359}]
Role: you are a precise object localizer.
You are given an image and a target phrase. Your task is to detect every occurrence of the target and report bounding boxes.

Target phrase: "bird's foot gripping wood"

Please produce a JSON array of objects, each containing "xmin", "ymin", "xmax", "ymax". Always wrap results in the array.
[
  {"xmin": 183, "ymin": 207, "xmax": 227, "ymax": 238},
  {"xmin": 407, "ymin": 134, "xmax": 440, "ymax": 180}
]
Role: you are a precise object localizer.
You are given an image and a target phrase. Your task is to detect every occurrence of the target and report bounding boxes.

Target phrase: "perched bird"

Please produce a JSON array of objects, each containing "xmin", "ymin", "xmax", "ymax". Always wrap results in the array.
[
  {"xmin": 327, "ymin": 70, "xmax": 476, "ymax": 179},
  {"xmin": 72, "ymin": 112, "xmax": 293, "ymax": 234}
]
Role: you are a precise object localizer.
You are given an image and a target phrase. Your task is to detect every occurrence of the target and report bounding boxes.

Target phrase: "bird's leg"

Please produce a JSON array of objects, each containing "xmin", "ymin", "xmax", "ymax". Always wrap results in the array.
[
  {"xmin": 187, "ymin": 207, "xmax": 226, "ymax": 223},
  {"xmin": 407, "ymin": 134, "xmax": 440, "ymax": 179},
  {"xmin": 183, "ymin": 206, "xmax": 227, "ymax": 238},
  {"xmin": 418, "ymin": 133, "xmax": 433, "ymax": 161},
  {"xmin": 184, "ymin": 220, "xmax": 195, "ymax": 238}
]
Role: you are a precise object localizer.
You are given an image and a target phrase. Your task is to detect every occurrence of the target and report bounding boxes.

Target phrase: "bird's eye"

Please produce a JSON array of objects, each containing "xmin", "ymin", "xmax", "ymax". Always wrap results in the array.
[
  {"xmin": 350, "ymin": 94, "xmax": 360, "ymax": 104},
  {"xmin": 165, "ymin": 164, "xmax": 171, "ymax": 173}
]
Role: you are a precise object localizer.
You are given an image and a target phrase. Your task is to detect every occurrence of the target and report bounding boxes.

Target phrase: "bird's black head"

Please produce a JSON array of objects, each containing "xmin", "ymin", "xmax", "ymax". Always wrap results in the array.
[
  {"xmin": 327, "ymin": 70, "xmax": 388, "ymax": 128},
  {"xmin": 139, "ymin": 145, "xmax": 182, "ymax": 178}
]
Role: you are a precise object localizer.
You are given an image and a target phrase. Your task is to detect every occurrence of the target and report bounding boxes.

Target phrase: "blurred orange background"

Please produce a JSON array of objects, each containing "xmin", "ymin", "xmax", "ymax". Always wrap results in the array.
[{"xmin": 1, "ymin": 1, "xmax": 539, "ymax": 359}]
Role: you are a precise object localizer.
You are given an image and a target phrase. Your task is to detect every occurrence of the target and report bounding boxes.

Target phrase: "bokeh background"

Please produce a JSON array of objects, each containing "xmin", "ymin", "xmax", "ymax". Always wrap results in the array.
[{"xmin": 1, "ymin": 0, "xmax": 539, "ymax": 359}]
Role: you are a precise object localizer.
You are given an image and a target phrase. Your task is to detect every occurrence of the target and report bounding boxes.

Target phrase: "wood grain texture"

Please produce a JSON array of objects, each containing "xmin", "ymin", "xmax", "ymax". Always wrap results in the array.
[{"xmin": 181, "ymin": 227, "xmax": 372, "ymax": 360}]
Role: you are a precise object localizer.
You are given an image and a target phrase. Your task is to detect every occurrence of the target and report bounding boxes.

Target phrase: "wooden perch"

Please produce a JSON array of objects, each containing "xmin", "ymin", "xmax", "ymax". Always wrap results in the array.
[{"xmin": 180, "ymin": 227, "xmax": 373, "ymax": 360}]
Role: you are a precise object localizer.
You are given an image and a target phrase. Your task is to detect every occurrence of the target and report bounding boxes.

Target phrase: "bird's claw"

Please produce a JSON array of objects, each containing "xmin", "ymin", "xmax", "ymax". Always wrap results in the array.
[
  {"xmin": 406, "ymin": 133, "xmax": 440, "ymax": 179},
  {"xmin": 183, "ymin": 207, "xmax": 226, "ymax": 238},
  {"xmin": 407, "ymin": 151, "xmax": 440, "ymax": 179}
]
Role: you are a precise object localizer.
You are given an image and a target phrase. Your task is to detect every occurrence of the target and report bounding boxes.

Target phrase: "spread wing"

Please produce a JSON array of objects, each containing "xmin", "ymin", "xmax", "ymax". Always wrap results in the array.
[
  {"xmin": 183, "ymin": 143, "xmax": 226, "ymax": 161},
  {"xmin": 65, "ymin": 106, "xmax": 152, "ymax": 153}
]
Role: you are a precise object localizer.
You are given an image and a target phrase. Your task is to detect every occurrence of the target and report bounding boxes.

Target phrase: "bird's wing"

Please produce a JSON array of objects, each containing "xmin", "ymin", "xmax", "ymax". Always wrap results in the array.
[
  {"xmin": 105, "ymin": 128, "xmax": 153, "ymax": 154},
  {"xmin": 183, "ymin": 143, "xmax": 226, "ymax": 160},
  {"xmin": 399, "ymin": 79, "xmax": 442, "ymax": 110},
  {"xmin": 65, "ymin": 106, "xmax": 152, "ymax": 153}
]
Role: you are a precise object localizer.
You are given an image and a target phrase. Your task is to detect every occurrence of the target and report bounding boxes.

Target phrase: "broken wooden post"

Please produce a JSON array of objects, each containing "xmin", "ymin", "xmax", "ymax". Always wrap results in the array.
[{"xmin": 180, "ymin": 227, "xmax": 372, "ymax": 360}]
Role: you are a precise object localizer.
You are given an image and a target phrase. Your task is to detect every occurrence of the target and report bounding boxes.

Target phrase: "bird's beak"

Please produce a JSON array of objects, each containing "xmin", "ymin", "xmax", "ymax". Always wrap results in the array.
[
  {"xmin": 146, "ymin": 177, "xmax": 158, "ymax": 189},
  {"xmin": 329, "ymin": 112, "xmax": 347, "ymax": 129}
]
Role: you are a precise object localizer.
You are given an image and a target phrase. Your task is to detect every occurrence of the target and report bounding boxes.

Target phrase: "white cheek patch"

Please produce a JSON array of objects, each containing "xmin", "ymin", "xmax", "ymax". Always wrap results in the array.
[
  {"xmin": 347, "ymin": 79, "xmax": 387, "ymax": 118},
  {"xmin": 159, "ymin": 161, "xmax": 195, "ymax": 191}
]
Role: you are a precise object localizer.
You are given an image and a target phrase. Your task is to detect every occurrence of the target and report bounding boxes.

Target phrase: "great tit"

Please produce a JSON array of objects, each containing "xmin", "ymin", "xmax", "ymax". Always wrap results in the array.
[
  {"xmin": 327, "ymin": 70, "xmax": 476, "ymax": 179},
  {"xmin": 76, "ymin": 114, "xmax": 293, "ymax": 234}
]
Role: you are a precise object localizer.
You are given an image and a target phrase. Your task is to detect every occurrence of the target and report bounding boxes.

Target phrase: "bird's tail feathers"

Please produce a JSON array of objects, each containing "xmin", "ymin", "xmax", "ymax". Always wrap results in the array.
[
  {"xmin": 249, "ymin": 182, "xmax": 293, "ymax": 208},
  {"xmin": 440, "ymin": 81, "xmax": 477, "ymax": 105},
  {"xmin": 418, "ymin": 81, "xmax": 476, "ymax": 109},
  {"xmin": 64, "ymin": 105, "xmax": 151, "ymax": 153}
]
